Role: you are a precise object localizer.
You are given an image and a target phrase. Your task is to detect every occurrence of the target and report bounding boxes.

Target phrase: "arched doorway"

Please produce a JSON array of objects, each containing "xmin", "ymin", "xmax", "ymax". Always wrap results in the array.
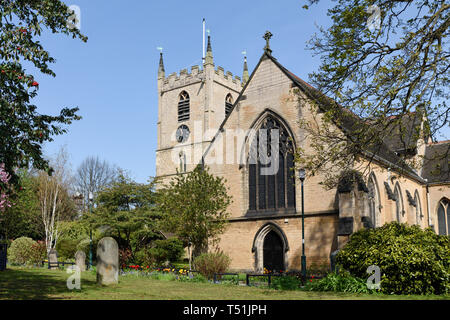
[
  {"xmin": 263, "ymin": 230, "xmax": 284, "ymax": 272},
  {"xmin": 252, "ymin": 222, "xmax": 289, "ymax": 273}
]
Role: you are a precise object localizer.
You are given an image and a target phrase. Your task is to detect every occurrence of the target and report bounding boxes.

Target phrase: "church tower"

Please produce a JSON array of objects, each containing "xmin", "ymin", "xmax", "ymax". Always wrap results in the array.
[{"xmin": 156, "ymin": 36, "xmax": 243, "ymax": 180}]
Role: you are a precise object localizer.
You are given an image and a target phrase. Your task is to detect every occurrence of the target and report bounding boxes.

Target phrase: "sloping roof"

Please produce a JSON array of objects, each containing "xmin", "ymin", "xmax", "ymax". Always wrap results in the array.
[
  {"xmin": 265, "ymin": 53, "xmax": 425, "ymax": 181},
  {"xmin": 373, "ymin": 112, "xmax": 424, "ymax": 154},
  {"xmin": 204, "ymin": 51, "xmax": 446, "ymax": 184},
  {"xmin": 422, "ymin": 141, "xmax": 450, "ymax": 183}
]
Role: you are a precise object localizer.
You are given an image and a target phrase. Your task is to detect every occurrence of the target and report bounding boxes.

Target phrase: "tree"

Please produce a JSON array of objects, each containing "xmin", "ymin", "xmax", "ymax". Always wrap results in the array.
[
  {"xmin": 83, "ymin": 172, "xmax": 161, "ymax": 252},
  {"xmin": 298, "ymin": 0, "xmax": 449, "ymax": 186},
  {"xmin": 37, "ymin": 149, "xmax": 75, "ymax": 254},
  {"xmin": 0, "ymin": 169, "xmax": 43, "ymax": 240},
  {"xmin": 157, "ymin": 166, "xmax": 232, "ymax": 258},
  {"xmin": 0, "ymin": 1, "xmax": 87, "ymax": 188},
  {"xmin": 74, "ymin": 156, "xmax": 118, "ymax": 213}
]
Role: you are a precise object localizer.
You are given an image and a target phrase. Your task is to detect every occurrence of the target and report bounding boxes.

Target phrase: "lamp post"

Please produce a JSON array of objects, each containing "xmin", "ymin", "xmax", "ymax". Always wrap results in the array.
[
  {"xmin": 298, "ymin": 168, "xmax": 307, "ymax": 282},
  {"xmin": 88, "ymin": 192, "xmax": 94, "ymax": 270}
]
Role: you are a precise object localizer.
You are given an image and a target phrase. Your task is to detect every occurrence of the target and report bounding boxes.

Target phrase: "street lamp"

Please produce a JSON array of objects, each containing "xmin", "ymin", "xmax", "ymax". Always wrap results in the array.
[
  {"xmin": 88, "ymin": 192, "xmax": 94, "ymax": 270},
  {"xmin": 298, "ymin": 168, "xmax": 307, "ymax": 282}
]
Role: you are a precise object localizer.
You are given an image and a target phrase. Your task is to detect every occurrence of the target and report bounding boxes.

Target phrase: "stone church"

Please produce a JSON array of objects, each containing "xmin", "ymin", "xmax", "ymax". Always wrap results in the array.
[{"xmin": 155, "ymin": 32, "xmax": 450, "ymax": 272}]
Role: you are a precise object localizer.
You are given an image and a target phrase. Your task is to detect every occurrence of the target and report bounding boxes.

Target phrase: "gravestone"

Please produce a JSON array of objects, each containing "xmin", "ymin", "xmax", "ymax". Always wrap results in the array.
[
  {"xmin": 96, "ymin": 237, "xmax": 119, "ymax": 285},
  {"xmin": 48, "ymin": 249, "xmax": 58, "ymax": 269},
  {"xmin": 75, "ymin": 250, "xmax": 86, "ymax": 272}
]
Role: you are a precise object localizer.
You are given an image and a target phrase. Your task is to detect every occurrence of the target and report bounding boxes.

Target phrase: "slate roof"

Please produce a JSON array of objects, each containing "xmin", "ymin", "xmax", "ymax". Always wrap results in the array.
[
  {"xmin": 206, "ymin": 51, "xmax": 448, "ymax": 184},
  {"xmin": 422, "ymin": 141, "xmax": 450, "ymax": 183}
]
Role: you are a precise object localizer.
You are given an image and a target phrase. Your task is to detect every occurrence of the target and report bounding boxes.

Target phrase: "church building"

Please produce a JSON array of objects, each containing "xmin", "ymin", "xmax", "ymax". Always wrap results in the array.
[{"xmin": 155, "ymin": 32, "xmax": 450, "ymax": 272}]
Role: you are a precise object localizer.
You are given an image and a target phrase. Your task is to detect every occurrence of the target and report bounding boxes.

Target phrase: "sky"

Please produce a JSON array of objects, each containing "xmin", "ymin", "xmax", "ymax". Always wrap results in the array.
[{"xmin": 33, "ymin": 0, "xmax": 449, "ymax": 183}]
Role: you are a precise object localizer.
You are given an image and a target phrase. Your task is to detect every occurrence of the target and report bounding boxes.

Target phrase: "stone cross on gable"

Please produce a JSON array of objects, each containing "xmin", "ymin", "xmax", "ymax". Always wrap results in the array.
[{"xmin": 263, "ymin": 31, "xmax": 273, "ymax": 54}]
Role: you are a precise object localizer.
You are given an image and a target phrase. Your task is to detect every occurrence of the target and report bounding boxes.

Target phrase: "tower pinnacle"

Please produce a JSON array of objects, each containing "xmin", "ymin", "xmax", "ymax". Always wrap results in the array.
[
  {"xmin": 158, "ymin": 52, "xmax": 165, "ymax": 79},
  {"xmin": 242, "ymin": 56, "xmax": 249, "ymax": 85},
  {"xmin": 205, "ymin": 34, "xmax": 214, "ymax": 65}
]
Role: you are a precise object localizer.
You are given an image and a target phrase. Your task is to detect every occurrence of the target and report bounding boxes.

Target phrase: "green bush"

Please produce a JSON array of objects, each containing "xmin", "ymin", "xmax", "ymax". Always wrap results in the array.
[
  {"xmin": 193, "ymin": 252, "xmax": 231, "ymax": 280},
  {"xmin": 149, "ymin": 238, "xmax": 184, "ymax": 265},
  {"xmin": 336, "ymin": 222, "xmax": 450, "ymax": 295},
  {"xmin": 305, "ymin": 272, "xmax": 371, "ymax": 293},
  {"xmin": 28, "ymin": 240, "xmax": 47, "ymax": 265},
  {"xmin": 56, "ymin": 239, "xmax": 79, "ymax": 261},
  {"xmin": 7, "ymin": 237, "xmax": 36, "ymax": 265},
  {"xmin": 134, "ymin": 238, "xmax": 184, "ymax": 267}
]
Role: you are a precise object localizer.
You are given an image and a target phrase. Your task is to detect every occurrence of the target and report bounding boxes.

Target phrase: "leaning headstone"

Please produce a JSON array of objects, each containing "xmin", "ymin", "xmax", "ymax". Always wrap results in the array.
[
  {"xmin": 75, "ymin": 250, "xmax": 86, "ymax": 272},
  {"xmin": 48, "ymin": 249, "xmax": 58, "ymax": 270},
  {"xmin": 96, "ymin": 237, "xmax": 119, "ymax": 285}
]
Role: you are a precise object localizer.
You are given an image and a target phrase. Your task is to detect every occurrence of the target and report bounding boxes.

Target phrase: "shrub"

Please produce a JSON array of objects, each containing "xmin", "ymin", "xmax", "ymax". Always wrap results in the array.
[
  {"xmin": 56, "ymin": 239, "xmax": 79, "ymax": 261},
  {"xmin": 133, "ymin": 238, "xmax": 185, "ymax": 267},
  {"xmin": 28, "ymin": 240, "xmax": 47, "ymax": 265},
  {"xmin": 149, "ymin": 238, "xmax": 184, "ymax": 265},
  {"xmin": 119, "ymin": 248, "xmax": 133, "ymax": 267},
  {"xmin": 193, "ymin": 252, "xmax": 231, "ymax": 280},
  {"xmin": 336, "ymin": 222, "xmax": 450, "ymax": 295},
  {"xmin": 305, "ymin": 272, "xmax": 371, "ymax": 293},
  {"xmin": 7, "ymin": 237, "xmax": 36, "ymax": 265}
]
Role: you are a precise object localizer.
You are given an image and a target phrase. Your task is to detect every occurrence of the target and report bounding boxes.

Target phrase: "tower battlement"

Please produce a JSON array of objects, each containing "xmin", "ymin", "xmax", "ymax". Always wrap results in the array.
[
  {"xmin": 214, "ymin": 66, "xmax": 243, "ymax": 90},
  {"xmin": 161, "ymin": 65, "xmax": 205, "ymax": 92}
]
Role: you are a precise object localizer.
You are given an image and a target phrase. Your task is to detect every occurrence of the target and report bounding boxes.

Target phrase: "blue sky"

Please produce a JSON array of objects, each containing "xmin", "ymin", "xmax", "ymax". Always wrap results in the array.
[{"xmin": 34, "ymin": 0, "xmax": 448, "ymax": 183}]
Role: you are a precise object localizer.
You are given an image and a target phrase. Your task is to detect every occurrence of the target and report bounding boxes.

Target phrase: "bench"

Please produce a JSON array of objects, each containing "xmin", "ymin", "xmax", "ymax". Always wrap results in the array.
[
  {"xmin": 42, "ymin": 260, "xmax": 76, "ymax": 269},
  {"xmin": 213, "ymin": 272, "xmax": 239, "ymax": 283},
  {"xmin": 245, "ymin": 273, "xmax": 284, "ymax": 287}
]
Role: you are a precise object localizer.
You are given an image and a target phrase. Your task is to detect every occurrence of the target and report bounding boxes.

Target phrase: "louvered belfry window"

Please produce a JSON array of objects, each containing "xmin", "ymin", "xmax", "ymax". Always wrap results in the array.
[
  {"xmin": 178, "ymin": 91, "xmax": 190, "ymax": 122},
  {"xmin": 248, "ymin": 116, "xmax": 295, "ymax": 213},
  {"xmin": 225, "ymin": 94, "xmax": 233, "ymax": 116}
]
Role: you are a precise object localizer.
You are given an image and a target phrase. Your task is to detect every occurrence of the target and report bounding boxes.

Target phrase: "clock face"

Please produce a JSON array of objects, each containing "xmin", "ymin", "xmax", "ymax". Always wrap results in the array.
[{"xmin": 176, "ymin": 125, "xmax": 190, "ymax": 143}]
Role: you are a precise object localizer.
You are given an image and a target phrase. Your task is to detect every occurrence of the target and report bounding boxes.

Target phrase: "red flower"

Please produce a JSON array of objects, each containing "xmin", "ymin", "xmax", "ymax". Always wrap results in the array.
[
  {"xmin": 32, "ymin": 81, "xmax": 39, "ymax": 87},
  {"xmin": 310, "ymin": 280, "xmax": 313, "ymax": 282}
]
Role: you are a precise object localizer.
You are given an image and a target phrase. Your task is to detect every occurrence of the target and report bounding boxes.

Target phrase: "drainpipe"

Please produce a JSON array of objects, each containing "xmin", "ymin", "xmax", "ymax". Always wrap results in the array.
[{"xmin": 425, "ymin": 180, "xmax": 432, "ymax": 228}]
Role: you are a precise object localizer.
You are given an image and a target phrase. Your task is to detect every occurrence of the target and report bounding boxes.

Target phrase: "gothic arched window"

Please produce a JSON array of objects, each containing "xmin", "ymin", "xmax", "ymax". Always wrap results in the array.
[
  {"xmin": 437, "ymin": 198, "xmax": 450, "ymax": 235},
  {"xmin": 248, "ymin": 115, "xmax": 295, "ymax": 213},
  {"xmin": 394, "ymin": 183, "xmax": 403, "ymax": 222},
  {"xmin": 225, "ymin": 94, "xmax": 233, "ymax": 117},
  {"xmin": 367, "ymin": 173, "xmax": 380, "ymax": 227},
  {"xmin": 178, "ymin": 91, "xmax": 190, "ymax": 122}
]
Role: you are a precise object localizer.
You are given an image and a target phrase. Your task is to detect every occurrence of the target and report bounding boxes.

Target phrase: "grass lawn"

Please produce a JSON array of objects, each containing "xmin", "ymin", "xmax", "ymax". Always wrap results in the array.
[{"xmin": 0, "ymin": 266, "xmax": 448, "ymax": 300}]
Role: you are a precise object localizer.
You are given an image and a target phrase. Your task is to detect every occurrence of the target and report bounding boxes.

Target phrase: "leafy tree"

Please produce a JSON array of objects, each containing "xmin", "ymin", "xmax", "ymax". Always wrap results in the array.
[
  {"xmin": 83, "ymin": 173, "xmax": 161, "ymax": 252},
  {"xmin": 298, "ymin": 0, "xmax": 449, "ymax": 186},
  {"xmin": 157, "ymin": 166, "xmax": 232, "ymax": 258},
  {"xmin": 0, "ymin": 0, "xmax": 87, "ymax": 187},
  {"xmin": 0, "ymin": 169, "xmax": 43, "ymax": 240}
]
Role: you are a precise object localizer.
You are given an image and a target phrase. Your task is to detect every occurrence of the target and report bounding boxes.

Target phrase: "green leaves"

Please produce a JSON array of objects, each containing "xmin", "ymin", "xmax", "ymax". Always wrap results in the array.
[
  {"xmin": 0, "ymin": 1, "xmax": 87, "ymax": 186},
  {"xmin": 83, "ymin": 173, "xmax": 160, "ymax": 251},
  {"xmin": 157, "ymin": 166, "xmax": 232, "ymax": 257},
  {"xmin": 337, "ymin": 222, "xmax": 450, "ymax": 295}
]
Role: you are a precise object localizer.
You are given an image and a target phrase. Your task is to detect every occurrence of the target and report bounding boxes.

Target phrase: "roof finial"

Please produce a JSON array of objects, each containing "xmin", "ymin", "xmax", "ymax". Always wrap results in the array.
[{"xmin": 263, "ymin": 31, "xmax": 273, "ymax": 54}]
